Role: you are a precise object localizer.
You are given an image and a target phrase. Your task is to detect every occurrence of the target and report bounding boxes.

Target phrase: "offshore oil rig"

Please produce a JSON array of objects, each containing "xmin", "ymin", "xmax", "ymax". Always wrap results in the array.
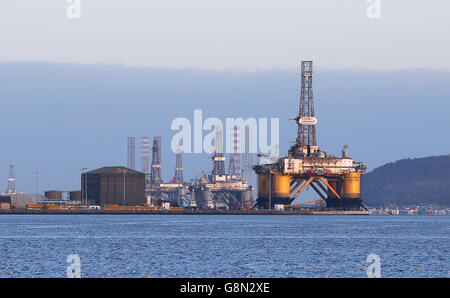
[
  {"xmin": 145, "ymin": 137, "xmax": 192, "ymax": 207},
  {"xmin": 191, "ymin": 126, "xmax": 253, "ymax": 209},
  {"xmin": 253, "ymin": 61, "xmax": 366, "ymax": 211},
  {"xmin": 127, "ymin": 131, "xmax": 253, "ymax": 210}
]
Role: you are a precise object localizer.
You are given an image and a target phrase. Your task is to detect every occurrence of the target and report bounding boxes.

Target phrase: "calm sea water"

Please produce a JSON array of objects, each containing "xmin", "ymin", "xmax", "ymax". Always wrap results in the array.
[{"xmin": 0, "ymin": 215, "xmax": 448, "ymax": 278}]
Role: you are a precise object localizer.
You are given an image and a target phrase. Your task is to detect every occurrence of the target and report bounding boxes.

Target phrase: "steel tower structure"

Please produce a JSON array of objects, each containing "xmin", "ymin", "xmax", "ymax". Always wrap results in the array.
[
  {"xmin": 212, "ymin": 126, "xmax": 226, "ymax": 176},
  {"xmin": 141, "ymin": 136, "xmax": 150, "ymax": 173},
  {"xmin": 289, "ymin": 61, "xmax": 318, "ymax": 157},
  {"xmin": 228, "ymin": 126, "xmax": 241, "ymax": 178},
  {"xmin": 141, "ymin": 136, "xmax": 150, "ymax": 191},
  {"xmin": 174, "ymin": 147, "xmax": 183, "ymax": 183},
  {"xmin": 243, "ymin": 126, "xmax": 253, "ymax": 187},
  {"xmin": 151, "ymin": 136, "xmax": 162, "ymax": 184},
  {"xmin": 6, "ymin": 164, "xmax": 16, "ymax": 194},
  {"xmin": 127, "ymin": 137, "xmax": 136, "ymax": 170}
]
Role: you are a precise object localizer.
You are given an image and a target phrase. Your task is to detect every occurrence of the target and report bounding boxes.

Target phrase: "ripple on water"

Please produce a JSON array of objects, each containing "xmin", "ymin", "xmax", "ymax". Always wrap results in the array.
[{"xmin": 0, "ymin": 214, "xmax": 448, "ymax": 278}]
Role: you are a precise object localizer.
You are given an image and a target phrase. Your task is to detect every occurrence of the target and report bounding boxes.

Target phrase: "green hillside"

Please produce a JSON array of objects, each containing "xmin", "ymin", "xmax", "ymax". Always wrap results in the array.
[{"xmin": 362, "ymin": 155, "xmax": 450, "ymax": 207}]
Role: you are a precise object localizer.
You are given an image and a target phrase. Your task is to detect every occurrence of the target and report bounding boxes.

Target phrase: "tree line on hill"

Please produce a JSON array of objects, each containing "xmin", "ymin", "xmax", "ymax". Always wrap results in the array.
[{"xmin": 362, "ymin": 155, "xmax": 450, "ymax": 207}]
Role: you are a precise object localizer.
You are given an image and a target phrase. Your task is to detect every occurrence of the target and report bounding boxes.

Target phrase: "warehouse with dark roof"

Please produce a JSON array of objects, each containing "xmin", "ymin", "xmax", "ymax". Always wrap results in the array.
[{"xmin": 81, "ymin": 166, "xmax": 145, "ymax": 206}]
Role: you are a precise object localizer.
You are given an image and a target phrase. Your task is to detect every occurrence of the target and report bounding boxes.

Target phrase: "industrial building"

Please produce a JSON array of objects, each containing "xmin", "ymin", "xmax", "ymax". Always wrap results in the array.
[
  {"xmin": 81, "ymin": 166, "xmax": 145, "ymax": 206},
  {"xmin": 253, "ymin": 61, "xmax": 366, "ymax": 211}
]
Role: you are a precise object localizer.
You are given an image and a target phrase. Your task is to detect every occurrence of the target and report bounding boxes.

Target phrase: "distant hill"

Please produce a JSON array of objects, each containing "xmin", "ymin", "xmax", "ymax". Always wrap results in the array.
[{"xmin": 362, "ymin": 155, "xmax": 450, "ymax": 207}]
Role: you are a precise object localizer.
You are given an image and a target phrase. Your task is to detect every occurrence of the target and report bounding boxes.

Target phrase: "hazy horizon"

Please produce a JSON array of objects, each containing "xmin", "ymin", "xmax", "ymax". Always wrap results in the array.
[{"xmin": 1, "ymin": 62, "xmax": 449, "ymax": 197}]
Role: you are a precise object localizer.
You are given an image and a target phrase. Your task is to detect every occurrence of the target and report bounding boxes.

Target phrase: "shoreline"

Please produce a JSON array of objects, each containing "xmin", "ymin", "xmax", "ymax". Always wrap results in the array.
[{"xmin": 0, "ymin": 209, "xmax": 371, "ymax": 215}]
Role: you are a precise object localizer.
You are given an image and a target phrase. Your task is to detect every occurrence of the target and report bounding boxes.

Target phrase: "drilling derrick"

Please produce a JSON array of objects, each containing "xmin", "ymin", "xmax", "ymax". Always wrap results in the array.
[
  {"xmin": 289, "ymin": 60, "xmax": 318, "ymax": 157},
  {"xmin": 174, "ymin": 147, "xmax": 183, "ymax": 183},
  {"xmin": 151, "ymin": 136, "xmax": 162, "ymax": 184},
  {"xmin": 141, "ymin": 136, "xmax": 151, "ymax": 193},
  {"xmin": 254, "ymin": 60, "xmax": 366, "ymax": 211},
  {"xmin": 127, "ymin": 137, "xmax": 136, "ymax": 170},
  {"xmin": 228, "ymin": 126, "xmax": 241, "ymax": 179},
  {"xmin": 243, "ymin": 126, "xmax": 253, "ymax": 189},
  {"xmin": 212, "ymin": 152, "xmax": 226, "ymax": 176},
  {"xmin": 212, "ymin": 126, "xmax": 226, "ymax": 177},
  {"xmin": 6, "ymin": 164, "xmax": 16, "ymax": 194}
]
